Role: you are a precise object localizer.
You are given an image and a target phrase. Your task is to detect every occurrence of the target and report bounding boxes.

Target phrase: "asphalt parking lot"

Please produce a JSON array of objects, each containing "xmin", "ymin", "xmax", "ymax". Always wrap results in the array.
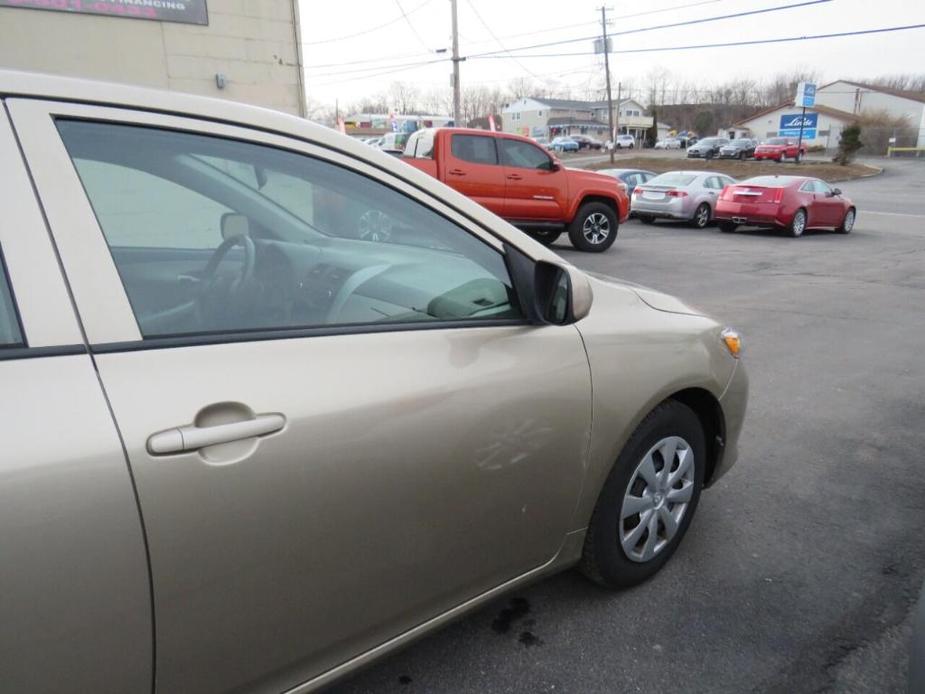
[{"xmin": 330, "ymin": 159, "xmax": 925, "ymax": 694}]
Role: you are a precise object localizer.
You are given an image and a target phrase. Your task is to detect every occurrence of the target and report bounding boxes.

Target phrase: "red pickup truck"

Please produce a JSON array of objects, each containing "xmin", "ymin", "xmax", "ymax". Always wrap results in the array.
[
  {"xmin": 754, "ymin": 137, "xmax": 808, "ymax": 162},
  {"xmin": 401, "ymin": 128, "xmax": 628, "ymax": 252}
]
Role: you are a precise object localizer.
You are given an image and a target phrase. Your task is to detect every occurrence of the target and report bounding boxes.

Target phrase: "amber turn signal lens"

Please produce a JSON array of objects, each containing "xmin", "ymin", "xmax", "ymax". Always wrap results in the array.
[{"xmin": 721, "ymin": 328, "xmax": 742, "ymax": 358}]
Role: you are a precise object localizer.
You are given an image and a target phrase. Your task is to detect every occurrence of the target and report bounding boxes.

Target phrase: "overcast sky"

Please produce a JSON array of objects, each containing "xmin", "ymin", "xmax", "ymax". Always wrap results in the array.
[{"xmin": 299, "ymin": 0, "xmax": 925, "ymax": 109}]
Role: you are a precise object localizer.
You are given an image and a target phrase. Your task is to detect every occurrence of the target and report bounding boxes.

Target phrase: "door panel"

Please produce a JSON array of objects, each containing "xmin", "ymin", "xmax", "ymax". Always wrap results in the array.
[
  {"xmin": 94, "ymin": 326, "xmax": 590, "ymax": 693},
  {"xmin": 442, "ymin": 133, "xmax": 506, "ymax": 215},
  {"xmin": 499, "ymin": 138, "xmax": 568, "ymax": 220}
]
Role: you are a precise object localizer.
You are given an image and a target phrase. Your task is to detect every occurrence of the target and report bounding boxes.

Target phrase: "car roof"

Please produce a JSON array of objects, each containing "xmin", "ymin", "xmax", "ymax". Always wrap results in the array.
[{"xmin": 737, "ymin": 175, "xmax": 811, "ymax": 186}]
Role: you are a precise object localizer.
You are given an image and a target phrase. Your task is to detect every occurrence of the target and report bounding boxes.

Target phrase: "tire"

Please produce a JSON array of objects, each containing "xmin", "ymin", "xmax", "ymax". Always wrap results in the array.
[
  {"xmin": 705, "ymin": 150, "xmax": 714, "ymax": 160},
  {"xmin": 719, "ymin": 221, "xmax": 738, "ymax": 233},
  {"xmin": 528, "ymin": 229, "xmax": 561, "ymax": 246},
  {"xmin": 691, "ymin": 203, "xmax": 711, "ymax": 229},
  {"xmin": 568, "ymin": 202, "xmax": 618, "ymax": 252},
  {"xmin": 836, "ymin": 207, "xmax": 856, "ymax": 234},
  {"xmin": 789, "ymin": 208, "xmax": 807, "ymax": 237},
  {"xmin": 739, "ymin": 151, "xmax": 747, "ymax": 161},
  {"xmin": 639, "ymin": 215, "xmax": 656, "ymax": 225},
  {"xmin": 793, "ymin": 152, "xmax": 802, "ymax": 163},
  {"xmin": 579, "ymin": 400, "xmax": 705, "ymax": 589}
]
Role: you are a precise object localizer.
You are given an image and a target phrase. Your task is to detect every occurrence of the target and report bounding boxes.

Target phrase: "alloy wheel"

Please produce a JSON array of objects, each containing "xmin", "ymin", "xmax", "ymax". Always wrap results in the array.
[
  {"xmin": 695, "ymin": 204, "xmax": 710, "ymax": 228},
  {"xmin": 843, "ymin": 210, "xmax": 855, "ymax": 232},
  {"xmin": 619, "ymin": 436, "xmax": 695, "ymax": 563},
  {"xmin": 582, "ymin": 212, "xmax": 611, "ymax": 245},
  {"xmin": 792, "ymin": 209, "xmax": 806, "ymax": 237}
]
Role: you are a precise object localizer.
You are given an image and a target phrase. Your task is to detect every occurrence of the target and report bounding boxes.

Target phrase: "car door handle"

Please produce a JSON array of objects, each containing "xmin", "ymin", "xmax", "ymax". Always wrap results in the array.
[
  {"xmin": 507, "ymin": 174, "xmax": 523, "ymax": 181},
  {"xmin": 147, "ymin": 413, "xmax": 286, "ymax": 455},
  {"xmin": 448, "ymin": 168, "xmax": 466, "ymax": 176}
]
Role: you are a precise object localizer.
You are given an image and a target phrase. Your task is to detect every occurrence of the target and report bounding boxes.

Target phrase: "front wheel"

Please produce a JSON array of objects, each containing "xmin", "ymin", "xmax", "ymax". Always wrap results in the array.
[
  {"xmin": 836, "ymin": 208, "xmax": 856, "ymax": 233},
  {"xmin": 568, "ymin": 202, "xmax": 618, "ymax": 252},
  {"xmin": 580, "ymin": 400, "xmax": 705, "ymax": 588},
  {"xmin": 692, "ymin": 203, "xmax": 711, "ymax": 229},
  {"xmin": 793, "ymin": 152, "xmax": 802, "ymax": 163}
]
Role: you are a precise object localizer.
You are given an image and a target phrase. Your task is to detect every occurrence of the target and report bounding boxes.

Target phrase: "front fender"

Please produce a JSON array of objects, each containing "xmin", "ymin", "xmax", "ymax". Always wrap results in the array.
[{"xmin": 569, "ymin": 278, "xmax": 738, "ymax": 532}]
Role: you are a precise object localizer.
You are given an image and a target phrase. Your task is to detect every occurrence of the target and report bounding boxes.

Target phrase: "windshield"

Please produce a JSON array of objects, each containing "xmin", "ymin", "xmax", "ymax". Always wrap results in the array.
[{"xmin": 647, "ymin": 173, "xmax": 696, "ymax": 186}]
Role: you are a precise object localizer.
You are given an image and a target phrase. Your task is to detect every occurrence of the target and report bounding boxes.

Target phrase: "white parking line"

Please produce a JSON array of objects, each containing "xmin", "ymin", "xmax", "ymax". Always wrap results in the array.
[{"xmin": 857, "ymin": 210, "xmax": 925, "ymax": 218}]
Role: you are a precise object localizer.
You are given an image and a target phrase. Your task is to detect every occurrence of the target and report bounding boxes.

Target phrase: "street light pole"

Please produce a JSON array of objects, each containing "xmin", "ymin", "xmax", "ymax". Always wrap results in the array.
[
  {"xmin": 451, "ymin": 0, "xmax": 462, "ymax": 126},
  {"xmin": 599, "ymin": 6, "xmax": 615, "ymax": 163}
]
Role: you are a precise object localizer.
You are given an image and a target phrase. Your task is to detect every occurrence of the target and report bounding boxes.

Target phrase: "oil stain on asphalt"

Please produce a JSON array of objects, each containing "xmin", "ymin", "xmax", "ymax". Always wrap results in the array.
[{"xmin": 491, "ymin": 597, "xmax": 544, "ymax": 647}]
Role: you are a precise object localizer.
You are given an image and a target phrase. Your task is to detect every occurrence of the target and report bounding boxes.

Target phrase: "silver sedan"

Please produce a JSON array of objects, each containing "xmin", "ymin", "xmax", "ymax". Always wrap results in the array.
[{"xmin": 631, "ymin": 171, "xmax": 737, "ymax": 228}]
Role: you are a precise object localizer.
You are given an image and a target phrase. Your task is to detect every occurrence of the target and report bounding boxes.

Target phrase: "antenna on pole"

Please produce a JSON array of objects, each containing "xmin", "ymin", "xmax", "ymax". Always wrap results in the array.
[
  {"xmin": 451, "ymin": 0, "xmax": 462, "ymax": 125},
  {"xmin": 598, "ymin": 7, "xmax": 616, "ymax": 163}
]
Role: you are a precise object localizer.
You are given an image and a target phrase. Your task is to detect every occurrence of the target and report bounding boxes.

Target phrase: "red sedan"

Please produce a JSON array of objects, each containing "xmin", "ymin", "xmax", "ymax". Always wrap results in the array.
[
  {"xmin": 714, "ymin": 175, "xmax": 856, "ymax": 237},
  {"xmin": 754, "ymin": 137, "xmax": 807, "ymax": 162}
]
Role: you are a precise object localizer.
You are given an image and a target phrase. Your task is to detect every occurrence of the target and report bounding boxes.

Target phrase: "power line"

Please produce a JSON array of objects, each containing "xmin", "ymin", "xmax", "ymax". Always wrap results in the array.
[
  {"xmin": 465, "ymin": 0, "xmax": 833, "ymax": 58},
  {"xmin": 464, "ymin": 0, "xmax": 543, "ymax": 80},
  {"xmin": 303, "ymin": 0, "xmax": 435, "ymax": 46},
  {"xmin": 310, "ymin": 57, "xmax": 450, "ymax": 84},
  {"xmin": 466, "ymin": 23, "xmax": 925, "ymax": 59},
  {"xmin": 393, "ymin": 0, "xmax": 435, "ymax": 51},
  {"xmin": 305, "ymin": 50, "xmax": 436, "ymax": 70}
]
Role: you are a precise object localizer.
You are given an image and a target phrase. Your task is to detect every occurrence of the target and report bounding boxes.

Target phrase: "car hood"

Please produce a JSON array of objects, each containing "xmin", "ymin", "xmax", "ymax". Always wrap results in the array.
[{"xmin": 587, "ymin": 274, "xmax": 706, "ymax": 317}]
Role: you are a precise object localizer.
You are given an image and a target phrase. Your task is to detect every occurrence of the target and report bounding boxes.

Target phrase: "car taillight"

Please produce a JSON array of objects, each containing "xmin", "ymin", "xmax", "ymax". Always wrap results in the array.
[
  {"xmin": 667, "ymin": 190, "xmax": 688, "ymax": 198},
  {"xmin": 772, "ymin": 188, "xmax": 784, "ymax": 203},
  {"xmin": 633, "ymin": 187, "xmax": 643, "ymax": 196}
]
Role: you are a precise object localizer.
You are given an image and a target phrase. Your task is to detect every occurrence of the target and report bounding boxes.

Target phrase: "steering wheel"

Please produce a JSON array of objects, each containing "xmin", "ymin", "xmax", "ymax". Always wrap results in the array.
[
  {"xmin": 357, "ymin": 209, "xmax": 393, "ymax": 242},
  {"xmin": 195, "ymin": 234, "xmax": 256, "ymax": 328}
]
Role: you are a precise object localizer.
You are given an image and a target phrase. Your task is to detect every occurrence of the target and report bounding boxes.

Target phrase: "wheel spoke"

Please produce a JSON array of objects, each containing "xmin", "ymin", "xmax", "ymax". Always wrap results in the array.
[
  {"xmin": 658, "ymin": 438, "xmax": 679, "ymax": 484},
  {"xmin": 637, "ymin": 453, "xmax": 659, "ymax": 489},
  {"xmin": 667, "ymin": 447, "xmax": 692, "ymax": 487},
  {"xmin": 667, "ymin": 480, "xmax": 693, "ymax": 504},
  {"xmin": 622, "ymin": 493, "xmax": 653, "ymax": 519},
  {"xmin": 640, "ymin": 511, "xmax": 660, "ymax": 560},
  {"xmin": 622, "ymin": 508, "xmax": 653, "ymax": 548},
  {"xmin": 659, "ymin": 505, "xmax": 679, "ymax": 540}
]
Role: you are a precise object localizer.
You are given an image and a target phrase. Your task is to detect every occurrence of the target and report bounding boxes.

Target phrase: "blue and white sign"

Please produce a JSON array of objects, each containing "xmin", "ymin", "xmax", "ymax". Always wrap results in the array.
[
  {"xmin": 795, "ymin": 82, "xmax": 816, "ymax": 108},
  {"xmin": 779, "ymin": 112, "xmax": 818, "ymax": 139}
]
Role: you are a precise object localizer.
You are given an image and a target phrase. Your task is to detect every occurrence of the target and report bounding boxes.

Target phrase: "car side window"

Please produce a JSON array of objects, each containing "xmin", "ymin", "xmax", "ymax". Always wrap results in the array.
[
  {"xmin": 500, "ymin": 139, "xmax": 553, "ymax": 170},
  {"xmin": 814, "ymin": 180, "xmax": 832, "ymax": 195},
  {"xmin": 0, "ymin": 251, "xmax": 24, "ymax": 347},
  {"xmin": 450, "ymin": 134, "xmax": 498, "ymax": 165},
  {"xmin": 57, "ymin": 120, "xmax": 522, "ymax": 339},
  {"xmin": 800, "ymin": 181, "xmax": 815, "ymax": 193}
]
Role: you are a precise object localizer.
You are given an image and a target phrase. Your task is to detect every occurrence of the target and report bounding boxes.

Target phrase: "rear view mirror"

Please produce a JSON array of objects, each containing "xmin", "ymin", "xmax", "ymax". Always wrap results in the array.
[
  {"xmin": 832, "ymin": 187, "xmax": 842, "ymax": 196},
  {"xmin": 221, "ymin": 213, "xmax": 250, "ymax": 241}
]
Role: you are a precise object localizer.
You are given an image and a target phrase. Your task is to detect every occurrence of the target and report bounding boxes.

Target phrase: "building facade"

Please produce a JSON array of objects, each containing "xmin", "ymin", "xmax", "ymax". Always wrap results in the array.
[
  {"xmin": 502, "ymin": 96, "xmax": 655, "ymax": 141},
  {"xmin": 0, "ymin": 0, "xmax": 306, "ymax": 116}
]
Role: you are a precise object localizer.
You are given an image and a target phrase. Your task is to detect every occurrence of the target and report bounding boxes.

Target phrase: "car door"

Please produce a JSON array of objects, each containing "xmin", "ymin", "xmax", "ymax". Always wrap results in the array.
[
  {"xmin": 0, "ymin": 106, "xmax": 152, "ymax": 693},
  {"xmin": 441, "ymin": 132, "xmax": 507, "ymax": 216},
  {"xmin": 811, "ymin": 180, "xmax": 844, "ymax": 226},
  {"xmin": 499, "ymin": 137, "xmax": 569, "ymax": 221},
  {"xmin": 798, "ymin": 179, "xmax": 827, "ymax": 227},
  {"xmin": 9, "ymin": 99, "xmax": 593, "ymax": 694}
]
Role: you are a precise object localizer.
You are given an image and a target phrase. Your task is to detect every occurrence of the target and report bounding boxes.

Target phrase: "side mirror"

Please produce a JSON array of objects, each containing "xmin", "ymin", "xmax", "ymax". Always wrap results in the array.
[
  {"xmin": 548, "ymin": 158, "xmax": 562, "ymax": 172},
  {"xmin": 504, "ymin": 245, "xmax": 593, "ymax": 324},
  {"xmin": 832, "ymin": 187, "xmax": 842, "ymax": 196}
]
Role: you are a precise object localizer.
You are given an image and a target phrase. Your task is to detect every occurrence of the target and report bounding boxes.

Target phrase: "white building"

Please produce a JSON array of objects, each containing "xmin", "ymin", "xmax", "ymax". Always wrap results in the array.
[
  {"xmin": 815, "ymin": 80, "xmax": 925, "ymax": 147},
  {"xmin": 502, "ymin": 96, "xmax": 655, "ymax": 141},
  {"xmin": 0, "ymin": 0, "xmax": 306, "ymax": 116}
]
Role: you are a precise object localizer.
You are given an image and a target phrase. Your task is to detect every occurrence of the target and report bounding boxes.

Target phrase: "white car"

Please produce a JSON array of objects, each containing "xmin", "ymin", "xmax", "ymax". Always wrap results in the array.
[
  {"xmin": 611, "ymin": 134, "xmax": 636, "ymax": 150},
  {"xmin": 655, "ymin": 138, "xmax": 682, "ymax": 150}
]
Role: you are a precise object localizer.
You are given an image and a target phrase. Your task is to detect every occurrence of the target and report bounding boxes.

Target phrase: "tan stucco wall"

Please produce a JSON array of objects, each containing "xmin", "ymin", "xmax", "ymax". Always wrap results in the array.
[{"xmin": 0, "ymin": 1, "xmax": 304, "ymax": 115}]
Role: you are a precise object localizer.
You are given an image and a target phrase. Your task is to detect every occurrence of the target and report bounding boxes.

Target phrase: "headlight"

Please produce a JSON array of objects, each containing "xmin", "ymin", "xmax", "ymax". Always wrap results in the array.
[{"xmin": 721, "ymin": 328, "xmax": 742, "ymax": 358}]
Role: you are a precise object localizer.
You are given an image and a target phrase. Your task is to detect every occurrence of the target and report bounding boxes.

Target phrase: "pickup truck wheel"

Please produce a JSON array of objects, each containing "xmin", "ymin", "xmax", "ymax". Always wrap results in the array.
[
  {"xmin": 528, "ymin": 229, "xmax": 561, "ymax": 246},
  {"xmin": 569, "ymin": 203, "xmax": 618, "ymax": 252}
]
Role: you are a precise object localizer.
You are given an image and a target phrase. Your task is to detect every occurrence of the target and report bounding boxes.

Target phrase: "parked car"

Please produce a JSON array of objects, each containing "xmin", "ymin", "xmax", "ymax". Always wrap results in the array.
[
  {"xmin": 714, "ymin": 175, "xmax": 856, "ymax": 237},
  {"xmin": 570, "ymin": 134, "xmax": 604, "ymax": 150},
  {"xmin": 611, "ymin": 134, "xmax": 636, "ymax": 149},
  {"xmin": 0, "ymin": 69, "xmax": 747, "ymax": 694},
  {"xmin": 379, "ymin": 131, "xmax": 409, "ymax": 154},
  {"xmin": 598, "ymin": 168, "xmax": 658, "ymax": 197},
  {"xmin": 631, "ymin": 170, "xmax": 737, "ymax": 228},
  {"xmin": 686, "ymin": 137, "xmax": 730, "ymax": 159},
  {"xmin": 754, "ymin": 137, "xmax": 808, "ymax": 162},
  {"xmin": 403, "ymin": 128, "xmax": 628, "ymax": 251},
  {"xmin": 549, "ymin": 136, "xmax": 580, "ymax": 153},
  {"xmin": 719, "ymin": 138, "xmax": 758, "ymax": 160},
  {"xmin": 654, "ymin": 138, "xmax": 682, "ymax": 150}
]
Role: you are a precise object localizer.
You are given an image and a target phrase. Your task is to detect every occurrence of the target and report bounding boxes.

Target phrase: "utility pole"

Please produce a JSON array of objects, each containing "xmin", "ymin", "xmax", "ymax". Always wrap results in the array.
[
  {"xmin": 451, "ymin": 0, "xmax": 462, "ymax": 125},
  {"xmin": 615, "ymin": 80, "xmax": 622, "ymax": 149},
  {"xmin": 599, "ymin": 6, "xmax": 615, "ymax": 163}
]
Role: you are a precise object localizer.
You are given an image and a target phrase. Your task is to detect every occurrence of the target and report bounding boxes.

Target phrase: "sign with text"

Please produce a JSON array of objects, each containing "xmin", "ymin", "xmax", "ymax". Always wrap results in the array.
[
  {"xmin": 795, "ymin": 81, "xmax": 816, "ymax": 108},
  {"xmin": 779, "ymin": 112, "xmax": 818, "ymax": 139},
  {"xmin": 0, "ymin": 0, "xmax": 209, "ymax": 25}
]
